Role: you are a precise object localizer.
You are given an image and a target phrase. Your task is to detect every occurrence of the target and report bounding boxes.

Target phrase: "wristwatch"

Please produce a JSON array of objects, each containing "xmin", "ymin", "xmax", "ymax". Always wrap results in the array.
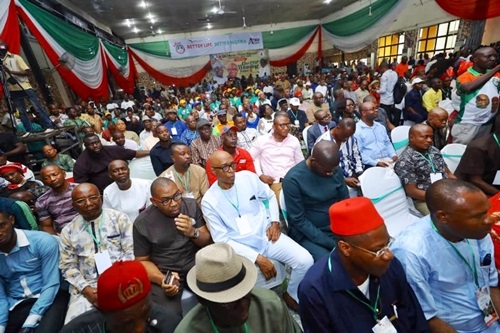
[{"xmin": 190, "ymin": 228, "xmax": 200, "ymax": 239}]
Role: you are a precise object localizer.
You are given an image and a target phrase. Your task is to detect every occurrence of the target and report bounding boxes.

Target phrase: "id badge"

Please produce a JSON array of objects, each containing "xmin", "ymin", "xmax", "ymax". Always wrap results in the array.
[
  {"xmin": 493, "ymin": 171, "xmax": 500, "ymax": 185},
  {"xmin": 294, "ymin": 120, "xmax": 300, "ymax": 126},
  {"xmin": 171, "ymin": 127, "xmax": 178, "ymax": 135},
  {"xmin": 183, "ymin": 192, "xmax": 195, "ymax": 199},
  {"xmin": 236, "ymin": 215, "xmax": 252, "ymax": 236},
  {"xmin": 475, "ymin": 287, "xmax": 499, "ymax": 326},
  {"xmin": 430, "ymin": 173, "xmax": 443, "ymax": 183},
  {"xmin": 372, "ymin": 316, "xmax": 397, "ymax": 333},
  {"xmin": 95, "ymin": 250, "xmax": 112, "ymax": 274}
]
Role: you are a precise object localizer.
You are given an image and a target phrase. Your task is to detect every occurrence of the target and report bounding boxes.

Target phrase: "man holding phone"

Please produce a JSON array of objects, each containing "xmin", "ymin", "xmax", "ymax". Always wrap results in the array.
[{"xmin": 133, "ymin": 178, "xmax": 212, "ymax": 318}]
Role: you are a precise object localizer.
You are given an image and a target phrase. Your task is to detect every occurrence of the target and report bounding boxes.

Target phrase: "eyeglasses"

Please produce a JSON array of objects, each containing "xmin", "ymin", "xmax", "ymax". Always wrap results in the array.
[
  {"xmin": 319, "ymin": 114, "xmax": 332, "ymax": 121},
  {"xmin": 347, "ymin": 237, "xmax": 394, "ymax": 258},
  {"xmin": 212, "ymin": 162, "xmax": 236, "ymax": 173},
  {"xmin": 74, "ymin": 195, "xmax": 101, "ymax": 206},
  {"xmin": 152, "ymin": 191, "xmax": 182, "ymax": 206}
]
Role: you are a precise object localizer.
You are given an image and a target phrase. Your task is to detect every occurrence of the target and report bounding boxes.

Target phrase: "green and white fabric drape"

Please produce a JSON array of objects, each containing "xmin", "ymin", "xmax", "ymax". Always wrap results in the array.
[
  {"xmin": 16, "ymin": 0, "xmax": 109, "ymax": 100},
  {"xmin": 322, "ymin": 0, "xmax": 407, "ymax": 52}
]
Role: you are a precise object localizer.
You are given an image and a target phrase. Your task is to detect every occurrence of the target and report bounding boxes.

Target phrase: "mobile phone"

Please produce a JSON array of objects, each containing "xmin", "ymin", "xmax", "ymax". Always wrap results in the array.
[{"xmin": 163, "ymin": 270, "xmax": 175, "ymax": 285}]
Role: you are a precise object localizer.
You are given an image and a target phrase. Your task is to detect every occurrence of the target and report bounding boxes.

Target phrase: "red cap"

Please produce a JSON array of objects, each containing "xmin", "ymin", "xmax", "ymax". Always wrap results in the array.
[
  {"xmin": 330, "ymin": 197, "xmax": 384, "ymax": 236},
  {"xmin": 0, "ymin": 163, "xmax": 24, "ymax": 175},
  {"xmin": 489, "ymin": 193, "xmax": 500, "ymax": 215},
  {"xmin": 97, "ymin": 261, "xmax": 151, "ymax": 312}
]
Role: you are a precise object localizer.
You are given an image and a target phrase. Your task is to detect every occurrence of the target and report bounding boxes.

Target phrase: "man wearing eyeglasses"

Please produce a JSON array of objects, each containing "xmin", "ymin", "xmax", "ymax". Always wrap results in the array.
[
  {"xmin": 306, "ymin": 109, "xmax": 336, "ymax": 153},
  {"xmin": 134, "ymin": 177, "xmax": 211, "ymax": 318},
  {"xmin": 202, "ymin": 150, "xmax": 313, "ymax": 312},
  {"xmin": 59, "ymin": 183, "xmax": 134, "ymax": 324},
  {"xmin": 298, "ymin": 197, "xmax": 429, "ymax": 332}
]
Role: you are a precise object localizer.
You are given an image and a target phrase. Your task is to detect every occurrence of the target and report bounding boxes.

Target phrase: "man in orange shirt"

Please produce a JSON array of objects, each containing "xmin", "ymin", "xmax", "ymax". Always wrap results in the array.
[{"xmin": 395, "ymin": 56, "xmax": 409, "ymax": 78}]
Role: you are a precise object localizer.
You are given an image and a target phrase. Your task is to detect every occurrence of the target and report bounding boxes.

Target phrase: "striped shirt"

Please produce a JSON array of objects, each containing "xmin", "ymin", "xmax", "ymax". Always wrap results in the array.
[
  {"xmin": 35, "ymin": 183, "xmax": 79, "ymax": 233},
  {"xmin": 315, "ymin": 131, "xmax": 363, "ymax": 177},
  {"xmin": 190, "ymin": 135, "xmax": 221, "ymax": 168}
]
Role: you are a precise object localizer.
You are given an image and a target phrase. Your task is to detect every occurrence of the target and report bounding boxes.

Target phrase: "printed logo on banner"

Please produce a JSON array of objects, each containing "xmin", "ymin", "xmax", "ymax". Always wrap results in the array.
[
  {"xmin": 248, "ymin": 38, "xmax": 261, "ymax": 45},
  {"xmin": 174, "ymin": 42, "xmax": 185, "ymax": 55}
]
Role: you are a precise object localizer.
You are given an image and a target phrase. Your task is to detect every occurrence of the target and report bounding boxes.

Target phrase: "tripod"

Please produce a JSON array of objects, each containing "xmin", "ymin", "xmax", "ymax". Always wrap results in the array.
[{"xmin": 0, "ymin": 60, "xmax": 21, "ymax": 135}]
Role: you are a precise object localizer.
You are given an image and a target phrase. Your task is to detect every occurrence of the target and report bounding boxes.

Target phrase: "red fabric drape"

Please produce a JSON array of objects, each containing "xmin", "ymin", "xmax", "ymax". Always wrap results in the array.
[
  {"xmin": 435, "ymin": 0, "xmax": 500, "ymax": 20},
  {"xmin": 1, "ymin": 0, "xmax": 20, "ymax": 53},
  {"xmin": 269, "ymin": 27, "xmax": 319, "ymax": 67},
  {"xmin": 17, "ymin": 5, "xmax": 109, "ymax": 101},
  {"xmin": 104, "ymin": 48, "xmax": 136, "ymax": 95},
  {"xmin": 129, "ymin": 48, "xmax": 211, "ymax": 87},
  {"xmin": 0, "ymin": 0, "xmax": 20, "ymax": 97}
]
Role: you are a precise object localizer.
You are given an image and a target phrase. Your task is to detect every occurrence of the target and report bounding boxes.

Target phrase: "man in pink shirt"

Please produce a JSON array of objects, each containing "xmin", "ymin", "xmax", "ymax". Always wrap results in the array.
[{"xmin": 250, "ymin": 112, "xmax": 305, "ymax": 203}]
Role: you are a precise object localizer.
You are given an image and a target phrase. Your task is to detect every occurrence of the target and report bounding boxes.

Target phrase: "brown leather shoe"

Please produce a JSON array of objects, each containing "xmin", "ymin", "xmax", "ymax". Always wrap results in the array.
[{"xmin": 283, "ymin": 292, "xmax": 299, "ymax": 312}]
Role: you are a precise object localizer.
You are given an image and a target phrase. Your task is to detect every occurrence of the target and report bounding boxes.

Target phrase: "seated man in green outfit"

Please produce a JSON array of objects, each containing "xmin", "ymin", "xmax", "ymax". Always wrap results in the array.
[
  {"xmin": 41, "ymin": 145, "xmax": 75, "ymax": 172},
  {"xmin": 174, "ymin": 243, "xmax": 302, "ymax": 333}
]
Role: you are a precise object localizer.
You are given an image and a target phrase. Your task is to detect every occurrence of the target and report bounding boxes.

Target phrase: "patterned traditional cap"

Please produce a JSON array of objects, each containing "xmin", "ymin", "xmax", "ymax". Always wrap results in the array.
[{"xmin": 97, "ymin": 261, "xmax": 151, "ymax": 312}]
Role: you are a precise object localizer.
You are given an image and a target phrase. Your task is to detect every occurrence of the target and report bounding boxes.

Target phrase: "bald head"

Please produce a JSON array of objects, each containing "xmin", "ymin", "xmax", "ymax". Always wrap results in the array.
[
  {"xmin": 209, "ymin": 150, "xmax": 233, "ymax": 167},
  {"xmin": 310, "ymin": 141, "xmax": 340, "ymax": 177},
  {"xmin": 363, "ymin": 95, "xmax": 376, "ymax": 104},
  {"xmin": 409, "ymin": 123, "xmax": 431, "ymax": 136},
  {"xmin": 312, "ymin": 141, "xmax": 340, "ymax": 164},
  {"xmin": 426, "ymin": 179, "xmax": 483, "ymax": 217},
  {"xmin": 72, "ymin": 183, "xmax": 100, "ymax": 201},
  {"xmin": 150, "ymin": 177, "xmax": 177, "ymax": 197}
]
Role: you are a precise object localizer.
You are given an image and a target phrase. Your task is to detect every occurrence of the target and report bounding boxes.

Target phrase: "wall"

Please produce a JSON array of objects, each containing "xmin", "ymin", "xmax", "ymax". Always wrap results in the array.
[{"xmin": 482, "ymin": 17, "xmax": 500, "ymax": 45}]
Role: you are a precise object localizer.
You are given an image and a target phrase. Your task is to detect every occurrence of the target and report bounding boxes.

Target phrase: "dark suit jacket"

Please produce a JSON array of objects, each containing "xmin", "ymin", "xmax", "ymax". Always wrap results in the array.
[{"xmin": 307, "ymin": 121, "xmax": 336, "ymax": 153}]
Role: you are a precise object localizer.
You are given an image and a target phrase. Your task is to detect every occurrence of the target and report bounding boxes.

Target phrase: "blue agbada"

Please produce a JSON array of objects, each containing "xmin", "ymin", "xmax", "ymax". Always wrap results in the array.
[{"xmin": 298, "ymin": 249, "xmax": 430, "ymax": 333}]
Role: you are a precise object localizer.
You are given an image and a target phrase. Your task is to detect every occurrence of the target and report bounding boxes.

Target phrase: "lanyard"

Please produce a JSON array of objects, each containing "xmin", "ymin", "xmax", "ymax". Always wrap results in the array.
[
  {"xmin": 431, "ymin": 221, "xmax": 479, "ymax": 287},
  {"xmin": 84, "ymin": 213, "xmax": 104, "ymax": 252},
  {"xmin": 328, "ymin": 251, "xmax": 382, "ymax": 321},
  {"xmin": 417, "ymin": 151, "xmax": 436, "ymax": 173},
  {"xmin": 220, "ymin": 185, "xmax": 240, "ymax": 217},
  {"xmin": 207, "ymin": 308, "xmax": 249, "ymax": 333},
  {"xmin": 173, "ymin": 168, "xmax": 191, "ymax": 192},
  {"xmin": 289, "ymin": 110, "xmax": 298, "ymax": 120},
  {"xmin": 494, "ymin": 134, "xmax": 500, "ymax": 149}
]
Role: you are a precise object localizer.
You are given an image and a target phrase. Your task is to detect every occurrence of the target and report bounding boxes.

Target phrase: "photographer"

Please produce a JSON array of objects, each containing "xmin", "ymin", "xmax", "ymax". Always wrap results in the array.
[{"xmin": 0, "ymin": 40, "xmax": 53, "ymax": 134}]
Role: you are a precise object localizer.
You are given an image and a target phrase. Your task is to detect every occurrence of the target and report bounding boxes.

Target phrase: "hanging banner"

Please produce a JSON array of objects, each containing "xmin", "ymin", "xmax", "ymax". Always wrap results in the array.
[
  {"xmin": 168, "ymin": 32, "xmax": 263, "ymax": 59},
  {"xmin": 210, "ymin": 49, "xmax": 269, "ymax": 85}
]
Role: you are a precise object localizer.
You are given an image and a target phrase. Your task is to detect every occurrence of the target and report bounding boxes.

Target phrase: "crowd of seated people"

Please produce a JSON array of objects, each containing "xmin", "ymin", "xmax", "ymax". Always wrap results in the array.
[{"xmin": 0, "ymin": 44, "xmax": 499, "ymax": 333}]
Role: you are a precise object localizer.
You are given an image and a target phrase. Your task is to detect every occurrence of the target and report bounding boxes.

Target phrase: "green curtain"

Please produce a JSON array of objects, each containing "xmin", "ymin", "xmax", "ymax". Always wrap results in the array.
[
  {"xmin": 128, "ymin": 41, "xmax": 171, "ymax": 58},
  {"xmin": 103, "ymin": 41, "xmax": 128, "ymax": 66},
  {"xmin": 263, "ymin": 25, "xmax": 317, "ymax": 49},
  {"xmin": 322, "ymin": 0, "xmax": 399, "ymax": 37},
  {"xmin": 20, "ymin": 0, "xmax": 99, "ymax": 61}
]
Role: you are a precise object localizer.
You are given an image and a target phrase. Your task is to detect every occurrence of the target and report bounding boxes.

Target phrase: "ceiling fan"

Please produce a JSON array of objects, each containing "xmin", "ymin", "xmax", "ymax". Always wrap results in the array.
[{"xmin": 211, "ymin": 0, "xmax": 237, "ymax": 15}]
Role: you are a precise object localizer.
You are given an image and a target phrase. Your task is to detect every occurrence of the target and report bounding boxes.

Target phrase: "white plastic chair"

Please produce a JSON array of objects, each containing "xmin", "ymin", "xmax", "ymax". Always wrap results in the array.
[
  {"xmin": 302, "ymin": 125, "xmax": 311, "ymax": 153},
  {"xmin": 391, "ymin": 125, "xmax": 411, "ymax": 156},
  {"xmin": 441, "ymin": 143, "xmax": 466, "ymax": 174},
  {"xmin": 128, "ymin": 156, "xmax": 156, "ymax": 180},
  {"xmin": 359, "ymin": 167, "xmax": 419, "ymax": 236}
]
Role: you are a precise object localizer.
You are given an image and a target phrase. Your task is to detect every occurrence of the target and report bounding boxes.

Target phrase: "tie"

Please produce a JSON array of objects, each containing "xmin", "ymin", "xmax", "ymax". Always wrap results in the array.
[{"xmin": 324, "ymin": 126, "xmax": 328, "ymax": 132}]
